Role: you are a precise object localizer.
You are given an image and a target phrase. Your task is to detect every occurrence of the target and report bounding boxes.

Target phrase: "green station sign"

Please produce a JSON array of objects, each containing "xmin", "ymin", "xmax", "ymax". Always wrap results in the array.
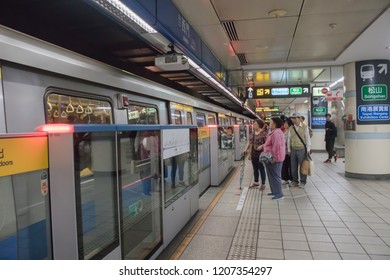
[
  {"xmin": 361, "ymin": 84, "xmax": 387, "ymax": 101},
  {"xmin": 290, "ymin": 87, "xmax": 303, "ymax": 95},
  {"xmin": 313, "ymin": 107, "xmax": 326, "ymax": 115}
]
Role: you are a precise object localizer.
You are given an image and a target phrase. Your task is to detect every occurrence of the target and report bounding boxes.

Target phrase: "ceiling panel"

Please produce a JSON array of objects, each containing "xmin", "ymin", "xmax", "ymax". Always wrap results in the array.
[
  {"xmin": 302, "ymin": 0, "xmax": 390, "ymax": 15},
  {"xmin": 290, "ymin": 33, "xmax": 358, "ymax": 59},
  {"xmin": 246, "ymin": 51, "xmax": 288, "ymax": 64},
  {"xmin": 195, "ymin": 25, "xmax": 241, "ymax": 69},
  {"xmin": 231, "ymin": 37, "xmax": 292, "ymax": 53},
  {"xmin": 234, "ymin": 17, "xmax": 298, "ymax": 40},
  {"xmin": 171, "ymin": 0, "xmax": 220, "ymax": 26},
  {"xmin": 211, "ymin": 0, "xmax": 303, "ymax": 21},
  {"xmin": 296, "ymin": 10, "xmax": 383, "ymax": 36}
]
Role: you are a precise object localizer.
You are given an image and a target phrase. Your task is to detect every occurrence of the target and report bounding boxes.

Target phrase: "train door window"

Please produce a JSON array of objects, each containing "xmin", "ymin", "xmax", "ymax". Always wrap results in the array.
[
  {"xmin": 127, "ymin": 104, "xmax": 159, "ymax": 124},
  {"xmin": 172, "ymin": 110, "xmax": 182, "ymax": 124},
  {"xmin": 46, "ymin": 92, "xmax": 113, "ymax": 124},
  {"xmin": 208, "ymin": 114, "xmax": 216, "ymax": 125},
  {"xmin": 186, "ymin": 112, "xmax": 193, "ymax": 125},
  {"xmin": 196, "ymin": 113, "xmax": 206, "ymax": 127},
  {"xmin": 231, "ymin": 117, "xmax": 237, "ymax": 125}
]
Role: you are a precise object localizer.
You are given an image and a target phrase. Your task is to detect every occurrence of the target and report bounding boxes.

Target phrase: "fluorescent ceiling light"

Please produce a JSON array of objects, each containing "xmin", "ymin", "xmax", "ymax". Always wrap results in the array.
[
  {"xmin": 329, "ymin": 77, "xmax": 344, "ymax": 88},
  {"xmin": 304, "ymin": 100, "xmax": 308, "ymax": 103},
  {"xmin": 90, "ymin": 0, "xmax": 157, "ymax": 34}
]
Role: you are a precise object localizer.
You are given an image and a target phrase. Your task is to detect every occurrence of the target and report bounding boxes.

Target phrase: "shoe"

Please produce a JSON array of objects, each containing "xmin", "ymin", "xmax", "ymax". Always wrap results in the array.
[
  {"xmin": 334, "ymin": 155, "xmax": 338, "ymax": 162},
  {"xmin": 323, "ymin": 159, "xmax": 331, "ymax": 163},
  {"xmin": 259, "ymin": 184, "xmax": 266, "ymax": 191},
  {"xmin": 299, "ymin": 183, "xmax": 306, "ymax": 188},
  {"xmin": 289, "ymin": 182, "xmax": 299, "ymax": 187},
  {"xmin": 267, "ymin": 192, "xmax": 274, "ymax": 196},
  {"xmin": 282, "ymin": 180, "xmax": 289, "ymax": 185},
  {"xmin": 249, "ymin": 183, "xmax": 259, "ymax": 188},
  {"xmin": 272, "ymin": 196, "xmax": 284, "ymax": 201}
]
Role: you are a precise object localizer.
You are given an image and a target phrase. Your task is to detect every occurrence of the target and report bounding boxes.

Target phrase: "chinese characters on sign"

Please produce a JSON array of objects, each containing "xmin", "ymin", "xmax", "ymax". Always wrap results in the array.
[
  {"xmin": 245, "ymin": 85, "xmax": 310, "ymax": 99},
  {"xmin": 355, "ymin": 60, "xmax": 390, "ymax": 124}
]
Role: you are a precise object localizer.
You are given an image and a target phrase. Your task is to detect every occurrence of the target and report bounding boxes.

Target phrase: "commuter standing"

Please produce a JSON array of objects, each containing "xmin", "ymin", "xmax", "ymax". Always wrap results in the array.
[
  {"xmin": 246, "ymin": 119, "xmax": 268, "ymax": 190},
  {"xmin": 324, "ymin": 113, "xmax": 338, "ymax": 163},
  {"xmin": 287, "ymin": 113, "xmax": 311, "ymax": 188},
  {"xmin": 281, "ymin": 117, "xmax": 293, "ymax": 184},
  {"xmin": 262, "ymin": 117, "xmax": 286, "ymax": 200}
]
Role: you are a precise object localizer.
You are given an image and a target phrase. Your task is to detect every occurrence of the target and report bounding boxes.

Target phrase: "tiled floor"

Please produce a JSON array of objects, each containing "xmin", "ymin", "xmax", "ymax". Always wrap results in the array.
[{"xmin": 160, "ymin": 153, "xmax": 390, "ymax": 260}]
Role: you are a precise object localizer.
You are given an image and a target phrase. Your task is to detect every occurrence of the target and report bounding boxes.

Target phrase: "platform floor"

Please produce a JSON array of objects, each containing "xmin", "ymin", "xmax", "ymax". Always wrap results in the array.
[{"xmin": 158, "ymin": 153, "xmax": 390, "ymax": 260}]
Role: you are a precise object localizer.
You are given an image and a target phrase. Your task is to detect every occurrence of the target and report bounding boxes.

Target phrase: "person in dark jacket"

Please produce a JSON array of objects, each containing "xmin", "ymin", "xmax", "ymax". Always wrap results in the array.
[{"xmin": 324, "ymin": 113, "xmax": 337, "ymax": 163}]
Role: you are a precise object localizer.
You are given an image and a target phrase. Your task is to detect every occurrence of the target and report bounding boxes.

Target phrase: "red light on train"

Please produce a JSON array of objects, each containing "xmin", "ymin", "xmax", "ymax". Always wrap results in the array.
[{"xmin": 36, "ymin": 124, "xmax": 74, "ymax": 133}]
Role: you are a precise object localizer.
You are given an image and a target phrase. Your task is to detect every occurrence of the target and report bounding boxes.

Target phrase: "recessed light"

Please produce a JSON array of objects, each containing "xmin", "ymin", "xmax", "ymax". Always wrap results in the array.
[
  {"xmin": 255, "ymin": 45, "xmax": 268, "ymax": 50},
  {"xmin": 386, "ymin": 46, "xmax": 390, "ymax": 49},
  {"xmin": 329, "ymin": 23, "xmax": 337, "ymax": 29},
  {"xmin": 268, "ymin": 9, "xmax": 287, "ymax": 18}
]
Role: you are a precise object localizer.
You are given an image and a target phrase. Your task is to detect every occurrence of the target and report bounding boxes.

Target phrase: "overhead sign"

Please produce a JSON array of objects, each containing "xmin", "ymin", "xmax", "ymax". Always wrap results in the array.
[
  {"xmin": 312, "ymin": 87, "xmax": 330, "ymax": 96},
  {"xmin": 245, "ymin": 85, "xmax": 310, "ymax": 99},
  {"xmin": 356, "ymin": 60, "xmax": 390, "ymax": 124},
  {"xmin": 255, "ymin": 106, "xmax": 279, "ymax": 112}
]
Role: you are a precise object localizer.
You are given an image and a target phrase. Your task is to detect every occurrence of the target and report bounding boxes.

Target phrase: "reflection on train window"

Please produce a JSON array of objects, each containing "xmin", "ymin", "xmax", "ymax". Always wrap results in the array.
[
  {"xmin": 128, "ymin": 105, "xmax": 159, "ymax": 124},
  {"xmin": 46, "ymin": 93, "xmax": 113, "ymax": 124},
  {"xmin": 172, "ymin": 110, "xmax": 182, "ymax": 124},
  {"xmin": 118, "ymin": 130, "xmax": 162, "ymax": 259},
  {"xmin": 208, "ymin": 114, "xmax": 216, "ymax": 125},
  {"xmin": 196, "ymin": 113, "xmax": 206, "ymax": 127},
  {"xmin": 186, "ymin": 112, "xmax": 193, "ymax": 125},
  {"xmin": 74, "ymin": 132, "xmax": 119, "ymax": 260},
  {"xmin": 0, "ymin": 171, "xmax": 52, "ymax": 260},
  {"xmin": 163, "ymin": 128, "xmax": 198, "ymax": 206}
]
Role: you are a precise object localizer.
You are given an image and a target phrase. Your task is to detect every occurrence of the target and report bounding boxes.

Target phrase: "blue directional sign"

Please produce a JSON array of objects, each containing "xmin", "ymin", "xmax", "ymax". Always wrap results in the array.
[
  {"xmin": 358, "ymin": 104, "xmax": 390, "ymax": 121},
  {"xmin": 311, "ymin": 117, "xmax": 326, "ymax": 126}
]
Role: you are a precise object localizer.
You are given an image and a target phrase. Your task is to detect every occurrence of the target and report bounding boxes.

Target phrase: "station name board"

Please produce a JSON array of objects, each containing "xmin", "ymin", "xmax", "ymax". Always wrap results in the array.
[{"xmin": 246, "ymin": 85, "xmax": 310, "ymax": 99}]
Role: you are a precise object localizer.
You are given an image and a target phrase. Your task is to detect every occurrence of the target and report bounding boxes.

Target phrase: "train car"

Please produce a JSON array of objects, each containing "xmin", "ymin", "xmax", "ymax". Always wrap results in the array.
[{"xmin": 0, "ymin": 25, "xmax": 251, "ymax": 260}]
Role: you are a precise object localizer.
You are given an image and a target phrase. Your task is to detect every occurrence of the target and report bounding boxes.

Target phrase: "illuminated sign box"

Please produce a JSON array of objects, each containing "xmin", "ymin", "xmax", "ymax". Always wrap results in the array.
[
  {"xmin": 246, "ymin": 85, "xmax": 310, "ymax": 99},
  {"xmin": 255, "ymin": 106, "xmax": 279, "ymax": 112}
]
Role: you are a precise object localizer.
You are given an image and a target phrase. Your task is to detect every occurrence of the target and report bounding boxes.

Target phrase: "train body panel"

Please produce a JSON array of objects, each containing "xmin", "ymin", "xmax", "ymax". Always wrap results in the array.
[{"xmin": 0, "ymin": 25, "xmax": 251, "ymax": 260}]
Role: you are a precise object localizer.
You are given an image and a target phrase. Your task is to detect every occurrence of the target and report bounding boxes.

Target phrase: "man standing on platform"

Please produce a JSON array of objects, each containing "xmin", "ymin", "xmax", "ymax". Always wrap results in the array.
[
  {"xmin": 324, "ymin": 113, "xmax": 338, "ymax": 163},
  {"xmin": 287, "ymin": 113, "xmax": 311, "ymax": 188}
]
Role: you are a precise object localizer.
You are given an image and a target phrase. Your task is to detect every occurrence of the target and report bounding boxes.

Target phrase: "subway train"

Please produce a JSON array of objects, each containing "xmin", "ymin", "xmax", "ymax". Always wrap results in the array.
[{"xmin": 0, "ymin": 25, "xmax": 251, "ymax": 260}]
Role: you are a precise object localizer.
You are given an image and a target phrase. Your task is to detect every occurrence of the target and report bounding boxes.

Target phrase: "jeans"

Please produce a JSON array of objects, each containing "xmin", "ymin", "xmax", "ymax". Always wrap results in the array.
[
  {"xmin": 266, "ymin": 162, "xmax": 283, "ymax": 197},
  {"xmin": 291, "ymin": 148, "xmax": 307, "ymax": 185},
  {"xmin": 251, "ymin": 151, "xmax": 266, "ymax": 184}
]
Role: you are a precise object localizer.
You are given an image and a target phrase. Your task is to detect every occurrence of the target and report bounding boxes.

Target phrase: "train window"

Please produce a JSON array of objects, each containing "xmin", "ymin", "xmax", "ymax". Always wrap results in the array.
[
  {"xmin": 196, "ymin": 113, "xmax": 206, "ymax": 127},
  {"xmin": 128, "ymin": 104, "xmax": 159, "ymax": 124},
  {"xmin": 186, "ymin": 112, "xmax": 193, "ymax": 125},
  {"xmin": 208, "ymin": 114, "xmax": 216, "ymax": 125},
  {"xmin": 46, "ymin": 93, "xmax": 113, "ymax": 124},
  {"xmin": 172, "ymin": 110, "xmax": 182, "ymax": 125}
]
